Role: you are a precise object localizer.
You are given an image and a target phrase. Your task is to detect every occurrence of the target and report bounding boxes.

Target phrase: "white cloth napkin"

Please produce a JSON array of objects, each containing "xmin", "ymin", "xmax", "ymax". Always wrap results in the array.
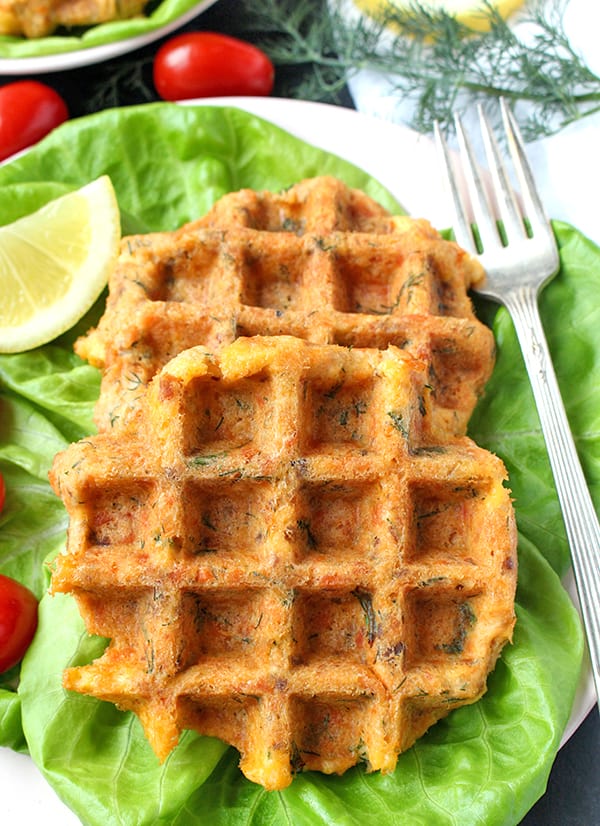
[{"xmin": 346, "ymin": 0, "xmax": 600, "ymax": 246}]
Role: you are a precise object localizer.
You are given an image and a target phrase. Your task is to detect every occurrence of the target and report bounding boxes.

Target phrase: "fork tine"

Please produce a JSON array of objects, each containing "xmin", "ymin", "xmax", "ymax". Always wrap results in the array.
[
  {"xmin": 433, "ymin": 120, "xmax": 477, "ymax": 254},
  {"xmin": 500, "ymin": 98, "xmax": 551, "ymax": 236},
  {"xmin": 453, "ymin": 111, "xmax": 501, "ymax": 252},
  {"xmin": 477, "ymin": 104, "xmax": 528, "ymax": 243}
]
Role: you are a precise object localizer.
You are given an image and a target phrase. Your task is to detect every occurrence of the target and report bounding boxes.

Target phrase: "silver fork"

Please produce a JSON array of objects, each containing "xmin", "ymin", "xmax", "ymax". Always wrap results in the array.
[{"xmin": 434, "ymin": 99, "xmax": 600, "ymax": 710}]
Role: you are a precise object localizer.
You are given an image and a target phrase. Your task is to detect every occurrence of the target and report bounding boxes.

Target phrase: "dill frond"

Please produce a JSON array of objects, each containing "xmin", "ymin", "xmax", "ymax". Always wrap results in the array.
[{"xmin": 235, "ymin": 0, "xmax": 600, "ymax": 140}]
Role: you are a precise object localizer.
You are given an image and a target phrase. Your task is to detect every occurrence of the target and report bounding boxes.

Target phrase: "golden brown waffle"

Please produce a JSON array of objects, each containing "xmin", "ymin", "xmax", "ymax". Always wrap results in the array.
[
  {"xmin": 76, "ymin": 176, "xmax": 494, "ymax": 437},
  {"xmin": 0, "ymin": 0, "xmax": 146, "ymax": 38},
  {"xmin": 50, "ymin": 335, "xmax": 517, "ymax": 790}
]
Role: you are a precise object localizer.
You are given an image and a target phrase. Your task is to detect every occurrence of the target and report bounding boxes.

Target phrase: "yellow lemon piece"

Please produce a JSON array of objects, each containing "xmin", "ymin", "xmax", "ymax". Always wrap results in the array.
[
  {"xmin": 0, "ymin": 175, "xmax": 120, "ymax": 353},
  {"xmin": 355, "ymin": 0, "xmax": 525, "ymax": 31}
]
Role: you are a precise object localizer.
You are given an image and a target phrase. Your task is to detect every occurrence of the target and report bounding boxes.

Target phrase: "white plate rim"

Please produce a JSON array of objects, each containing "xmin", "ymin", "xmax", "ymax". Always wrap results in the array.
[
  {"xmin": 0, "ymin": 0, "xmax": 217, "ymax": 74},
  {"xmin": 0, "ymin": 95, "xmax": 594, "ymax": 823}
]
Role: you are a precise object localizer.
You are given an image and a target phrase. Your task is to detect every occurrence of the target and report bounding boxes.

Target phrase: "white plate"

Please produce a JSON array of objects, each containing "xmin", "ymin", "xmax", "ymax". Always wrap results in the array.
[
  {"xmin": 0, "ymin": 0, "xmax": 217, "ymax": 74},
  {"xmin": 0, "ymin": 97, "xmax": 594, "ymax": 823}
]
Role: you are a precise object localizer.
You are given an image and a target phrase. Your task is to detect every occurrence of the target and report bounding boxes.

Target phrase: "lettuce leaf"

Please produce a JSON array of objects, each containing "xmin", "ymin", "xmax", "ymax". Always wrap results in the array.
[
  {"xmin": 470, "ymin": 223, "xmax": 600, "ymax": 576},
  {"xmin": 0, "ymin": 104, "xmax": 594, "ymax": 825},
  {"xmin": 0, "ymin": 104, "xmax": 400, "ymax": 229}
]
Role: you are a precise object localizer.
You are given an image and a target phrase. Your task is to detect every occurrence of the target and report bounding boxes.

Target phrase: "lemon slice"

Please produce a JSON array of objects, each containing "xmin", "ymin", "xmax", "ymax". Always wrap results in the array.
[
  {"xmin": 355, "ymin": 0, "xmax": 525, "ymax": 31},
  {"xmin": 0, "ymin": 175, "xmax": 120, "ymax": 354}
]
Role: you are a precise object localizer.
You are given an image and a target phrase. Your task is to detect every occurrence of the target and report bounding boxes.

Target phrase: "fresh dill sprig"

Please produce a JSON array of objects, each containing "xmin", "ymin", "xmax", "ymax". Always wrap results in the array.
[
  {"xmin": 85, "ymin": 57, "xmax": 155, "ymax": 113},
  {"xmin": 235, "ymin": 0, "xmax": 600, "ymax": 140}
]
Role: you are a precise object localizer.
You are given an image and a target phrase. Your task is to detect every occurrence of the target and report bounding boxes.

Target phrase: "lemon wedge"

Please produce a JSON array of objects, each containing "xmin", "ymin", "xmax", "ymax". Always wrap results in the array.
[
  {"xmin": 0, "ymin": 175, "xmax": 120, "ymax": 353},
  {"xmin": 355, "ymin": 0, "xmax": 525, "ymax": 31}
]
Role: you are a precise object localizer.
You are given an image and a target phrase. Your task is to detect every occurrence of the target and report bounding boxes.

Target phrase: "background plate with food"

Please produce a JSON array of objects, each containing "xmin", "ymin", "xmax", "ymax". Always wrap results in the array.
[{"xmin": 0, "ymin": 0, "xmax": 217, "ymax": 72}]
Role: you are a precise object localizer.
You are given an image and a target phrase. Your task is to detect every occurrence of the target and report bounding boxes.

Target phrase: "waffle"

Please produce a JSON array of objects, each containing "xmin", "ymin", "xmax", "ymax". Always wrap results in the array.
[
  {"xmin": 76, "ymin": 176, "xmax": 495, "ymax": 437},
  {"xmin": 0, "ymin": 0, "xmax": 146, "ymax": 37},
  {"xmin": 50, "ymin": 335, "xmax": 517, "ymax": 790}
]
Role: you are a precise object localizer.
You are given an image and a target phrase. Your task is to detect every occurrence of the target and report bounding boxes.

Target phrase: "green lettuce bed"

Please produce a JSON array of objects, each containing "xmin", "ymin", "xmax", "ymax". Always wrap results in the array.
[{"xmin": 0, "ymin": 103, "xmax": 596, "ymax": 826}]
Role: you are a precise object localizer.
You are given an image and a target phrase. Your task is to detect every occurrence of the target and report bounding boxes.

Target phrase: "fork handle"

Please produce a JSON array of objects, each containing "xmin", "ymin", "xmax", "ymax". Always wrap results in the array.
[{"xmin": 505, "ymin": 285, "xmax": 600, "ymax": 708}]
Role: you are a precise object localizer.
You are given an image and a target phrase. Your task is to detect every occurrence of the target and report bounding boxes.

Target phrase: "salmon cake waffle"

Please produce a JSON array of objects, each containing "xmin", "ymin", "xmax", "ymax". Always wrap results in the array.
[
  {"xmin": 0, "ymin": 0, "xmax": 146, "ymax": 37},
  {"xmin": 76, "ymin": 176, "xmax": 495, "ymax": 436},
  {"xmin": 50, "ymin": 335, "xmax": 517, "ymax": 791}
]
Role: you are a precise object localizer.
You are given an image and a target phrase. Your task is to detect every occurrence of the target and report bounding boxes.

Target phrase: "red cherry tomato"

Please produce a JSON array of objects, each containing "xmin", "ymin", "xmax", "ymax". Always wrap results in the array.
[
  {"xmin": 0, "ymin": 574, "xmax": 38, "ymax": 674},
  {"xmin": 153, "ymin": 32, "xmax": 275, "ymax": 102},
  {"xmin": 0, "ymin": 472, "xmax": 5, "ymax": 514},
  {"xmin": 0, "ymin": 80, "xmax": 68, "ymax": 162}
]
